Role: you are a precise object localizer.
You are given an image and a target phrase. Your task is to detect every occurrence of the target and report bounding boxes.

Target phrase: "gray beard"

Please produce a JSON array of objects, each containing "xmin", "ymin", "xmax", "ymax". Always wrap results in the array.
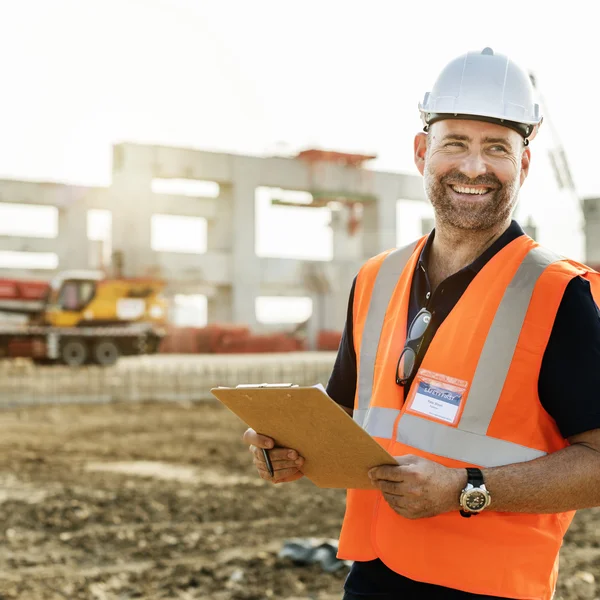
[{"xmin": 424, "ymin": 167, "xmax": 519, "ymax": 232}]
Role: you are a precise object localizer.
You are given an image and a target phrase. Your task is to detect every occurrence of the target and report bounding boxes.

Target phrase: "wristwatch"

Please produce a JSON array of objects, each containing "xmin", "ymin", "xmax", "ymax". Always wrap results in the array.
[{"xmin": 459, "ymin": 468, "xmax": 491, "ymax": 517}]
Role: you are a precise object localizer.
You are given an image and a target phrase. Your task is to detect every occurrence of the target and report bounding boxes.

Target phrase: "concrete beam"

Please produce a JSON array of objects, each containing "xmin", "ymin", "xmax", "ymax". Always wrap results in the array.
[
  {"xmin": 0, "ymin": 268, "xmax": 57, "ymax": 279},
  {"xmin": 0, "ymin": 236, "xmax": 58, "ymax": 253},
  {"xmin": 115, "ymin": 143, "xmax": 424, "ymax": 200},
  {"xmin": 150, "ymin": 194, "xmax": 218, "ymax": 220},
  {"xmin": 376, "ymin": 170, "xmax": 426, "ymax": 203},
  {"xmin": 259, "ymin": 258, "xmax": 305, "ymax": 286},
  {"xmin": 0, "ymin": 179, "xmax": 100, "ymax": 208},
  {"xmin": 149, "ymin": 251, "xmax": 231, "ymax": 285}
]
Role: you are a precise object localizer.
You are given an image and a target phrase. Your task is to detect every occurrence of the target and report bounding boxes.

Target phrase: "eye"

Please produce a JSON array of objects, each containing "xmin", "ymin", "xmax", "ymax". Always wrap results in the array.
[
  {"xmin": 444, "ymin": 142, "xmax": 466, "ymax": 148},
  {"xmin": 489, "ymin": 145, "xmax": 507, "ymax": 153}
]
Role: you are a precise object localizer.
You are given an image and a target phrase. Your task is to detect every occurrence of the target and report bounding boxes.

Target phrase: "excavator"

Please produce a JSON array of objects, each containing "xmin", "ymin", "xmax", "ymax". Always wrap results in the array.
[{"xmin": 0, "ymin": 270, "xmax": 167, "ymax": 366}]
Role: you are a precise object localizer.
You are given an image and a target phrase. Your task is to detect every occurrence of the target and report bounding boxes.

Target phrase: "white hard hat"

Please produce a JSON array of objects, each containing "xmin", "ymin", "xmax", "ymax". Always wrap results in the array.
[{"xmin": 419, "ymin": 47, "xmax": 542, "ymax": 142}]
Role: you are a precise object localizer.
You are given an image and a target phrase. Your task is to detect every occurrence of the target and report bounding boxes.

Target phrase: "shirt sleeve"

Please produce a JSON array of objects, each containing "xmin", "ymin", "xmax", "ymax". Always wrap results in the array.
[
  {"xmin": 538, "ymin": 276, "xmax": 600, "ymax": 438},
  {"xmin": 325, "ymin": 277, "xmax": 358, "ymax": 410}
]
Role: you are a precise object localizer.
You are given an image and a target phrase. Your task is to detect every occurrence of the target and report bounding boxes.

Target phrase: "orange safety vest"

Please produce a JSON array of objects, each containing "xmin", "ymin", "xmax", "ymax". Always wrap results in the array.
[{"xmin": 337, "ymin": 234, "xmax": 600, "ymax": 600}]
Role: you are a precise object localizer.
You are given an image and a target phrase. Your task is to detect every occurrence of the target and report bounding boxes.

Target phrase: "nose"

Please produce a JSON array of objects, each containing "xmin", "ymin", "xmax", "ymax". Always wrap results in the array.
[{"xmin": 458, "ymin": 151, "xmax": 488, "ymax": 180}]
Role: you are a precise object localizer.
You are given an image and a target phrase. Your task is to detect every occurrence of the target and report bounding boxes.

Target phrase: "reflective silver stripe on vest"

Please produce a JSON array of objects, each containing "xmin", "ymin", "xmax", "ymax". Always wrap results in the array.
[
  {"xmin": 356, "ymin": 242, "xmax": 418, "ymax": 418},
  {"xmin": 460, "ymin": 246, "xmax": 563, "ymax": 434},
  {"xmin": 361, "ymin": 406, "xmax": 401, "ymax": 439},
  {"xmin": 353, "ymin": 408, "xmax": 368, "ymax": 428},
  {"xmin": 396, "ymin": 414, "xmax": 547, "ymax": 467}
]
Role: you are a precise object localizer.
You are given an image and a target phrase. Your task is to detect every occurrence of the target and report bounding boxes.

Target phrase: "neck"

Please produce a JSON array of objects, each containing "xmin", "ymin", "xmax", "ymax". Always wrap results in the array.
[{"xmin": 427, "ymin": 218, "xmax": 511, "ymax": 291}]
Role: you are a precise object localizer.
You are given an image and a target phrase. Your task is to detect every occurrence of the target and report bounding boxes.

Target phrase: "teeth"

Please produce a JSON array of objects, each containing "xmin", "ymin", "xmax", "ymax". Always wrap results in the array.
[{"xmin": 451, "ymin": 185, "xmax": 489, "ymax": 195}]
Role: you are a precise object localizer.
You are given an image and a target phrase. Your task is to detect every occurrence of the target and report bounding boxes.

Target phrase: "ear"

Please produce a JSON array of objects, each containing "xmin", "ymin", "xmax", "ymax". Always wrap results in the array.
[
  {"xmin": 520, "ymin": 146, "xmax": 531, "ymax": 186},
  {"xmin": 527, "ymin": 120, "xmax": 542, "ymax": 143},
  {"xmin": 414, "ymin": 132, "xmax": 428, "ymax": 175}
]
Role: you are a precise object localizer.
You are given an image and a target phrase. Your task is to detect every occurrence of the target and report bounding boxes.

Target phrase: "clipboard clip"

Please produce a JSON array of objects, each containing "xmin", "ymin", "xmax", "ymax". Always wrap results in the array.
[{"xmin": 235, "ymin": 383, "xmax": 299, "ymax": 388}]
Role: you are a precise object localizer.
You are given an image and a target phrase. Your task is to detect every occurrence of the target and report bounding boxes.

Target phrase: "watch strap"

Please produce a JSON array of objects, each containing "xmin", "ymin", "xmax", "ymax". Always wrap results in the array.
[
  {"xmin": 460, "ymin": 468, "xmax": 485, "ymax": 518},
  {"xmin": 466, "ymin": 467, "xmax": 484, "ymax": 488}
]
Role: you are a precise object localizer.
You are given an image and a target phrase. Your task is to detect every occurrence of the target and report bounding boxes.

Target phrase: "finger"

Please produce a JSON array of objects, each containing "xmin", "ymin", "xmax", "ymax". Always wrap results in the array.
[
  {"xmin": 369, "ymin": 465, "xmax": 406, "ymax": 482},
  {"xmin": 255, "ymin": 461, "xmax": 300, "ymax": 477},
  {"xmin": 375, "ymin": 479, "xmax": 405, "ymax": 495},
  {"xmin": 382, "ymin": 494, "xmax": 411, "ymax": 518},
  {"xmin": 271, "ymin": 467, "xmax": 304, "ymax": 482},
  {"xmin": 243, "ymin": 428, "xmax": 274, "ymax": 449},
  {"xmin": 250, "ymin": 446, "xmax": 301, "ymax": 462},
  {"xmin": 382, "ymin": 493, "xmax": 423, "ymax": 519},
  {"xmin": 253, "ymin": 456, "xmax": 304, "ymax": 471},
  {"xmin": 383, "ymin": 491, "xmax": 410, "ymax": 509},
  {"xmin": 275, "ymin": 471, "xmax": 305, "ymax": 484},
  {"xmin": 272, "ymin": 457, "xmax": 305, "ymax": 470},
  {"xmin": 258, "ymin": 466, "xmax": 302, "ymax": 482},
  {"xmin": 257, "ymin": 467, "xmax": 273, "ymax": 480}
]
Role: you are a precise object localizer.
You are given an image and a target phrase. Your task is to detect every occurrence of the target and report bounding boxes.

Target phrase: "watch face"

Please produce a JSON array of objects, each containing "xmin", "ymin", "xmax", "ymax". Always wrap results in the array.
[{"xmin": 465, "ymin": 490, "xmax": 488, "ymax": 511}]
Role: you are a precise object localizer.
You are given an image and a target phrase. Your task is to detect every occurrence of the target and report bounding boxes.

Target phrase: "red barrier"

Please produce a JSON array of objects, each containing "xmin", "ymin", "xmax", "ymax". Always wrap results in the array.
[
  {"xmin": 0, "ymin": 279, "xmax": 49, "ymax": 300},
  {"xmin": 317, "ymin": 330, "xmax": 342, "ymax": 351},
  {"xmin": 7, "ymin": 339, "xmax": 46, "ymax": 358},
  {"xmin": 159, "ymin": 326, "xmax": 202, "ymax": 354},
  {"xmin": 160, "ymin": 324, "xmax": 253, "ymax": 354},
  {"xmin": 159, "ymin": 325, "xmax": 304, "ymax": 354},
  {"xmin": 215, "ymin": 333, "xmax": 304, "ymax": 354}
]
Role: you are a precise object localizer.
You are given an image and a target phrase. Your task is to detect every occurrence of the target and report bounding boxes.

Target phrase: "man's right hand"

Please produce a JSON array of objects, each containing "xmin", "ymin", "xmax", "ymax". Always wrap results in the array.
[{"xmin": 242, "ymin": 428, "xmax": 305, "ymax": 484}]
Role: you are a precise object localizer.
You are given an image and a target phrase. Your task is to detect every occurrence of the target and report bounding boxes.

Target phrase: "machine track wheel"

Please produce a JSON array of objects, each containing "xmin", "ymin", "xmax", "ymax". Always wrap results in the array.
[
  {"xmin": 92, "ymin": 339, "xmax": 120, "ymax": 366},
  {"xmin": 60, "ymin": 339, "xmax": 88, "ymax": 367}
]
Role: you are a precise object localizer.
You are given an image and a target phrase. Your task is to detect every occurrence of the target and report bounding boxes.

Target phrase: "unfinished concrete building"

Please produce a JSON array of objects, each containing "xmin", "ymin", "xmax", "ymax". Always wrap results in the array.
[{"xmin": 0, "ymin": 143, "xmax": 427, "ymax": 343}]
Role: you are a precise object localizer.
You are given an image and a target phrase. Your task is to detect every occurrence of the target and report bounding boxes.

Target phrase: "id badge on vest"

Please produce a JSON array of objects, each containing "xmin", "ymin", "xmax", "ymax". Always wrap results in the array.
[{"xmin": 404, "ymin": 368, "xmax": 468, "ymax": 426}]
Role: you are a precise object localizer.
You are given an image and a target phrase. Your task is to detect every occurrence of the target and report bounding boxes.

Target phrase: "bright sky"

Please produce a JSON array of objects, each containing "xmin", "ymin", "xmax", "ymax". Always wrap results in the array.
[{"xmin": 0, "ymin": 0, "xmax": 595, "ymax": 266}]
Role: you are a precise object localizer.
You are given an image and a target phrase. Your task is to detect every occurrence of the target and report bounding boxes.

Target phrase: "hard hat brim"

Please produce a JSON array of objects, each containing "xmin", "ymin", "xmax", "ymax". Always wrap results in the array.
[{"xmin": 424, "ymin": 113, "xmax": 534, "ymax": 139}]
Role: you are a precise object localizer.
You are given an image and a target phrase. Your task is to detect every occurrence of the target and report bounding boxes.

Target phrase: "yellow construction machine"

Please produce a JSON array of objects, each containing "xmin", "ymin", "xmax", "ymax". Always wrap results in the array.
[{"xmin": 0, "ymin": 270, "xmax": 167, "ymax": 366}]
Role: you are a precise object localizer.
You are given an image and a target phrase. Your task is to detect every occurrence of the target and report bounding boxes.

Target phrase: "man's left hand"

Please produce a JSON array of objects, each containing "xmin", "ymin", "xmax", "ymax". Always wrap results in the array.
[{"xmin": 369, "ymin": 455, "xmax": 466, "ymax": 519}]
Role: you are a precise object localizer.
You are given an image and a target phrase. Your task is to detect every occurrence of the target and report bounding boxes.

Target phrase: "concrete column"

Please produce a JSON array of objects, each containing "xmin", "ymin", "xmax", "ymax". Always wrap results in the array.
[
  {"xmin": 109, "ymin": 146, "xmax": 154, "ymax": 278},
  {"xmin": 583, "ymin": 198, "xmax": 600, "ymax": 266},
  {"xmin": 522, "ymin": 216, "xmax": 538, "ymax": 241},
  {"xmin": 207, "ymin": 186, "xmax": 234, "ymax": 252},
  {"xmin": 57, "ymin": 202, "xmax": 89, "ymax": 270},
  {"xmin": 207, "ymin": 287, "xmax": 233, "ymax": 323},
  {"xmin": 421, "ymin": 216, "xmax": 435, "ymax": 236},
  {"xmin": 330, "ymin": 205, "xmax": 362, "ymax": 261},
  {"xmin": 303, "ymin": 292, "xmax": 320, "ymax": 351},
  {"xmin": 362, "ymin": 190, "xmax": 397, "ymax": 258},
  {"xmin": 110, "ymin": 182, "xmax": 153, "ymax": 277},
  {"xmin": 230, "ymin": 156, "xmax": 260, "ymax": 328},
  {"xmin": 302, "ymin": 259, "xmax": 359, "ymax": 346}
]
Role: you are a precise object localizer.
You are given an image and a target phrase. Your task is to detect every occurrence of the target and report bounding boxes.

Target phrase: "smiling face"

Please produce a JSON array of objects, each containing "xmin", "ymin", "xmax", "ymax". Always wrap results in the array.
[{"xmin": 414, "ymin": 119, "xmax": 531, "ymax": 231}]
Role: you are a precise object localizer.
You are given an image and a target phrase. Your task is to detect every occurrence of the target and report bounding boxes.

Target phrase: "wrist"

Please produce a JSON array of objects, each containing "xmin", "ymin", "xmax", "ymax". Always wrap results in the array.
[{"xmin": 448, "ymin": 468, "xmax": 469, "ymax": 511}]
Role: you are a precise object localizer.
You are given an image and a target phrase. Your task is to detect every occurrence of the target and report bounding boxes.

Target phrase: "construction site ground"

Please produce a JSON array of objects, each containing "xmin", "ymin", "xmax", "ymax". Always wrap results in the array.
[{"xmin": 0, "ymin": 399, "xmax": 598, "ymax": 600}]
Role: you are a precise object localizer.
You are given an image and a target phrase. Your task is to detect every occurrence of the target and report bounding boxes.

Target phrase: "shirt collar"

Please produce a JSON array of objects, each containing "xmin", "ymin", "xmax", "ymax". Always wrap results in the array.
[{"xmin": 417, "ymin": 219, "xmax": 526, "ymax": 276}]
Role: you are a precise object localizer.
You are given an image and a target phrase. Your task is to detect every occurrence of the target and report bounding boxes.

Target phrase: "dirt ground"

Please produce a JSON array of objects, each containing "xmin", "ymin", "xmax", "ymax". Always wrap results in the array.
[{"xmin": 0, "ymin": 400, "xmax": 597, "ymax": 600}]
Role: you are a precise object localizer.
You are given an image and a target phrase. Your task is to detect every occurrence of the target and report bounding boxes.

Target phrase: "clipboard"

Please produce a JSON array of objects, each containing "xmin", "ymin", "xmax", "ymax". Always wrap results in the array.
[{"xmin": 211, "ymin": 383, "xmax": 397, "ymax": 489}]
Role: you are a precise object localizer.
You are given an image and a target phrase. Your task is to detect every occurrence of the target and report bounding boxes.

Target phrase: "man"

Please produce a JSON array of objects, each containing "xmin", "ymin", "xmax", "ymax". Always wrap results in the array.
[{"xmin": 243, "ymin": 48, "xmax": 600, "ymax": 599}]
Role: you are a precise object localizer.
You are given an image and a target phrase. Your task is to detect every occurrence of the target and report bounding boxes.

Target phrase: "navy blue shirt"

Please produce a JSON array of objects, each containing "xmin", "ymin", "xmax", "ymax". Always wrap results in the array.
[{"xmin": 326, "ymin": 220, "xmax": 600, "ymax": 599}]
